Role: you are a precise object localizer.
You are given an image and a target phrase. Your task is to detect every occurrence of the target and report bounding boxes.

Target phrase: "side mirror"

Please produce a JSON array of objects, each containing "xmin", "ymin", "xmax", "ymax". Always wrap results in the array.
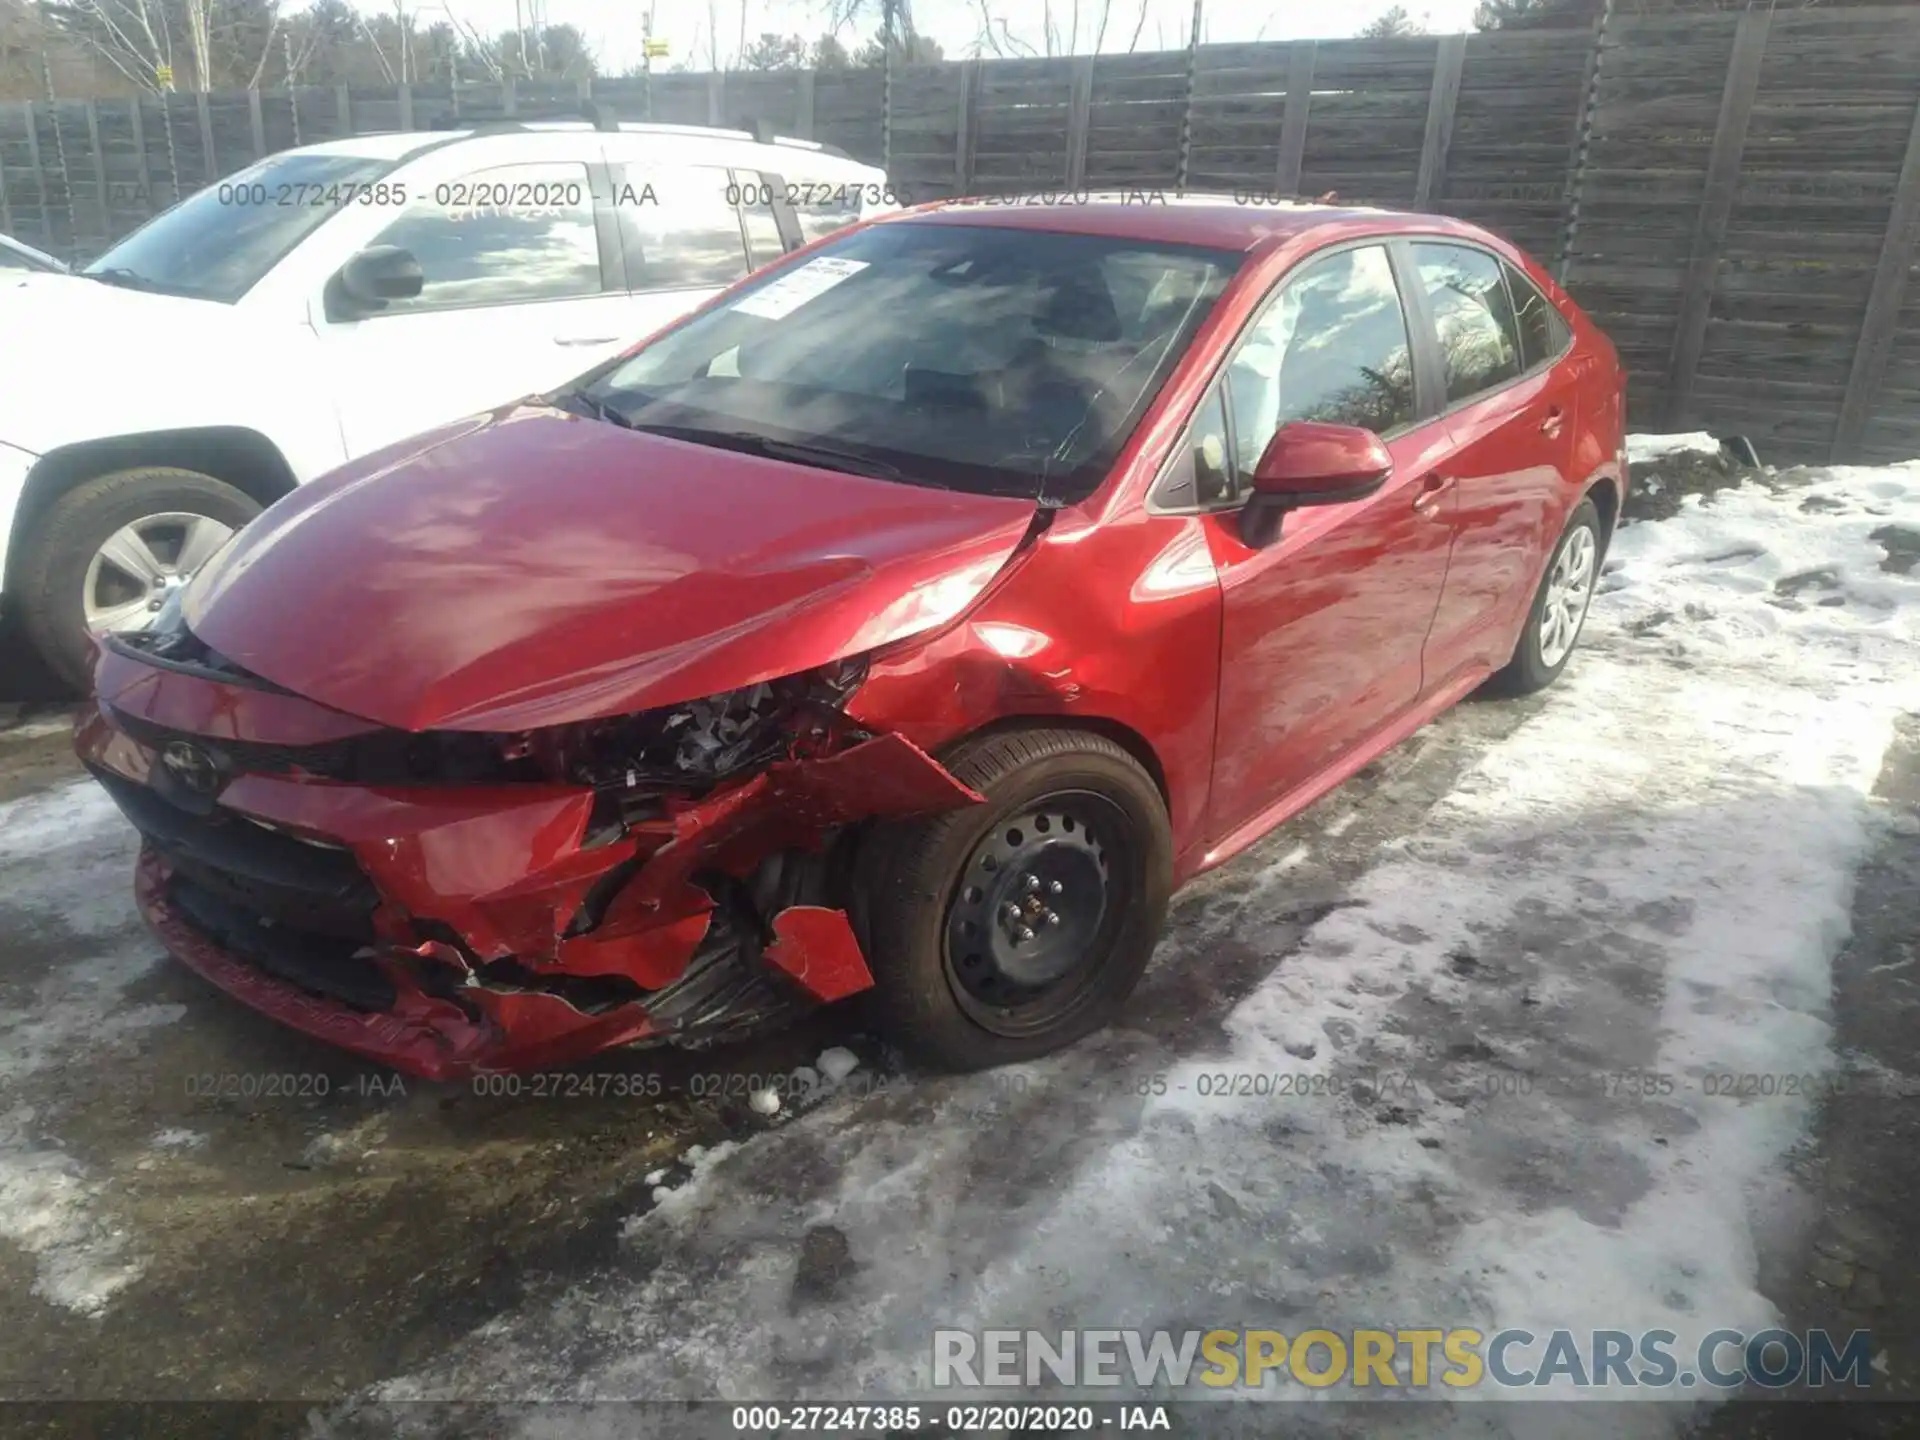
[
  {"xmin": 330, "ymin": 245, "xmax": 424, "ymax": 315},
  {"xmin": 1240, "ymin": 421, "xmax": 1394, "ymax": 548}
]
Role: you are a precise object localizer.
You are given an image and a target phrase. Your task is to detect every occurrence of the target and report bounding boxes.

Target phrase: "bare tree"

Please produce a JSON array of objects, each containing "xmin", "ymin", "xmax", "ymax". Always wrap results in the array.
[{"xmin": 45, "ymin": 0, "xmax": 178, "ymax": 92}]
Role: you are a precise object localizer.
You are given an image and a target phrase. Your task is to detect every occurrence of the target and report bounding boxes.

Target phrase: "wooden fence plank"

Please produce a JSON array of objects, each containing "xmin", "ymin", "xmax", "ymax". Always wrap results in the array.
[
  {"xmin": 1415, "ymin": 35, "xmax": 1467, "ymax": 210},
  {"xmin": 335, "ymin": 84, "xmax": 352, "ymax": 136},
  {"xmin": 21, "ymin": 102, "xmax": 50, "ymax": 246},
  {"xmin": 1066, "ymin": 56, "xmax": 1094, "ymax": 189},
  {"xmin": 707, "ymin": 73, "xmax": 723, "ymax": 126},
  {"xmin": 1833, "ymin": 91, "xmax": 1920, "ymax": 461},
  {"xmin": 398, "ymin": 84, "xmax": 414, "ymax": 131},
  {"xmin": 0, "ymin": 121, "xmax": 11, "ymax": 237},
  {"xmin": 1554, "ymin": 16, "xmax": 1607, "ymax": 283},
  {"xmin": 796, "ymin": 71, "xmax": 815, "ymax": 139},
  {"xmin": 127, "ymin": 96, "xmax": 152, "ymax": 219},
  {"xmin": 197, "ymin": 92, "xmax": 216, "ymax": 183},
  {"xmin": 84, "ymin": 100, "xmax": 107, "ymax": 243},
  {"xmin": 1663, "ymin": 10, "xmax": 1771, "ymax": 428},
  {"xmin": 1275, "ymin": 42, "xmax": 1315, "ymax": 195}
]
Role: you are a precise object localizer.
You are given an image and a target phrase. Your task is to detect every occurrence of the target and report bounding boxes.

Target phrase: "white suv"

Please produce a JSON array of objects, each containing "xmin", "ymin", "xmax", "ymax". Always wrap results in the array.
[{"xmin": 0, "ymin": 118, "xmax": 894, "ymax": 687}]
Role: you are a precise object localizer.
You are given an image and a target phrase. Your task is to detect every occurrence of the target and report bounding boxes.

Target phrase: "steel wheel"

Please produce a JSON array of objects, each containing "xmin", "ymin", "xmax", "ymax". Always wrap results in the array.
[
  {"xmin": 941, "ymin": 791, "xmax": 1131, "ymax": 1038},
  {"xmin": 1536, "ymin": 522, "xmax": 1595, "ymax": 669},
  {"xmin": 82, "ymin": 512, "xmax": 235, "ymax": 634}
]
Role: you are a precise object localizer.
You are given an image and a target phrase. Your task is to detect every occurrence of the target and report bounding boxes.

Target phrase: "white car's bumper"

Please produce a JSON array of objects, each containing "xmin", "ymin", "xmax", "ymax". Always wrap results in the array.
[{"xmin": 0, "ymin": 440, "xmax": 38, "ymax": 596}]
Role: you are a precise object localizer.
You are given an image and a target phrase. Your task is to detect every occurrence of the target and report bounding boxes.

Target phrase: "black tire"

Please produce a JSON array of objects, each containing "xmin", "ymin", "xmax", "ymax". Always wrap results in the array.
[
  {"xmin": 857, "ymin": 727, "xmax": 1173, "ymax": 1071},
  {"xmin": 1488, "ymin": 496, "xmax": 1602, "ymax": 697},
  {"xmin": 13, "ymin": 467, "xmax": 261, "ymax": 693}
]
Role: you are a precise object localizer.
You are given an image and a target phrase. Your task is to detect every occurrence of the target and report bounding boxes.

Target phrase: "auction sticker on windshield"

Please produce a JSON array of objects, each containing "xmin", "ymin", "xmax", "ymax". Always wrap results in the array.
[{"xmin": 731, "ymin": 257, "xmax": 869, "ymax": 320}]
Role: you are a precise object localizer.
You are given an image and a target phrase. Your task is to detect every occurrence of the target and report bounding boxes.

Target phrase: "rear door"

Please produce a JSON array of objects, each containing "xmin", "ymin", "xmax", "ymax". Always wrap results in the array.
[
  {"xmin": 1414, "ymin": 241, "xmax": 1582, "ymax": 685},
  {"xmin": 1190, "ymin": 241, "xmax": 1456, "ymax": 846}
]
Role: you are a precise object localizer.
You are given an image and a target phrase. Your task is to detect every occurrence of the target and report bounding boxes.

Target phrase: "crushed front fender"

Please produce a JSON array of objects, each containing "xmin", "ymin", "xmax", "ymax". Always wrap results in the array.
[{"xmin": 81, "ymin": 680, "xmax": 984, "ymax": 1077}]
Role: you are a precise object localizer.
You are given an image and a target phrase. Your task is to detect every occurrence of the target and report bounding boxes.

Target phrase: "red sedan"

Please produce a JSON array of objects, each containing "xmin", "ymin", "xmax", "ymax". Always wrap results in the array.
[{"xmin": 77, "ymin": 197, "xmax": 1627, "ymax": 1078}]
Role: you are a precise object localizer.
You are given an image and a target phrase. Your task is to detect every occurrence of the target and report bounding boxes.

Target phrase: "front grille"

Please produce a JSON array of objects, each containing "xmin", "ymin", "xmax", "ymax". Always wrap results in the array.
[
  {"xmin": 90, "ymin": 764, "xmax": 379, "ymax": 939},
  {"xmin": 105, "ymin": 706, "xmax": 360, "ymax": 781},
  {"xmin": 104, "ymin": 705, "xmax": 541, "ymax": 787},
  {"xmin": 168, "ymin": 873, "xmax": 397, "ymax": 1013}
]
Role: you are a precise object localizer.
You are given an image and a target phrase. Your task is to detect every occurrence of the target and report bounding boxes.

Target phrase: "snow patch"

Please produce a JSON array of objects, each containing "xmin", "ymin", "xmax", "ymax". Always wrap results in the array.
[
  {"xmin": 0, "ymin": 780, "xmax": 175, "ymax": 1316},
  {"xmin": 1627, "ymin": 431, "xmax": 1725, "ymax": 463},
  {"xmin": 817, "ymin": 1047, "xmax": 861, "ymax": 1084}
]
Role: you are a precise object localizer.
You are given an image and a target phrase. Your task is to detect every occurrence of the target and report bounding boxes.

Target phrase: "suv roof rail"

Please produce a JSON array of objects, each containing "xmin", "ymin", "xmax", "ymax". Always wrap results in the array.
[{"xmin": 424, "ymin": 107, "xmax": 859, "ymax": 163}]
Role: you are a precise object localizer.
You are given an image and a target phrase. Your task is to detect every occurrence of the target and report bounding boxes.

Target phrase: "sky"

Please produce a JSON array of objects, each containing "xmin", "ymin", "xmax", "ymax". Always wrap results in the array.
[{"xmin": 390, "ymin": 0, "xmax": 1486, "ymax": 77}]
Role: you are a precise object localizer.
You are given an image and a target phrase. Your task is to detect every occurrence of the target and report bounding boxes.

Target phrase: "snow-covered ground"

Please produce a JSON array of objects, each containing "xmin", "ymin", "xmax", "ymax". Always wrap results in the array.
[
  {"xmin": 343, "ymin": 445, "xmax": 1920, "ymax": 1429},
  {"xmin": 0, "ymin": 782, "xmax": 173, "ymax": 1315}
]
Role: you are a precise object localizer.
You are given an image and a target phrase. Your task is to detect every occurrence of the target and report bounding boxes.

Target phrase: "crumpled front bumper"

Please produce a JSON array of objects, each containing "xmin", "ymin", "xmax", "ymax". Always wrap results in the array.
[{"xmin": 78, "ymin": 649, "xmax": 981, "ymax": 1079}]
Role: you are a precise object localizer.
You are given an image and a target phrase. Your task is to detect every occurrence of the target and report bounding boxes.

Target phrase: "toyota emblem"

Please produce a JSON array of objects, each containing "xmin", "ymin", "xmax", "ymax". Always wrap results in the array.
[{"xmin": 160, "ymin": 740, "xmax": 223, "ymax": 797}]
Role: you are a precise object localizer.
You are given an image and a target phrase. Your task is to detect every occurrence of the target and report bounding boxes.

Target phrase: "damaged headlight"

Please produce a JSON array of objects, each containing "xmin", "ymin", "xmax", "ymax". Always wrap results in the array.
[{"xmin": 537, "ymin": 655, "xmax": 871, "ymax": 795}]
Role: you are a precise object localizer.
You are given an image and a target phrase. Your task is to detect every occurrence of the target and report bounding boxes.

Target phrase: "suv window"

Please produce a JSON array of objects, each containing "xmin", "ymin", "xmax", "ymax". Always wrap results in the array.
[
  {"xmin": 1505, "ymin": 262, "xmax": 1570, "ymax": 371},
  {"xmin": 1224, "ymin": 243, "xmax": 1415, "ymax": 478},
  {"xmin": 794, "ymin": 183, "xmax": 863, "ymax": 246},
  {"xmin": 1414, "ymin": 242, "xmax": 1523, "ymax": 403},
  {"xmin": 366, "ymin": 161, "xmax": 601, "ymax": 313},
  {"xmin": 738, "ymin": 171, "xmax": 787, "ymax": 268},
  {"xmin": 84, "ymin": 150, "xmax": 395, "ymax": 302},
  {"xmin": 613, "ymin": 165, "xmax": 750, "ymax": 290}
]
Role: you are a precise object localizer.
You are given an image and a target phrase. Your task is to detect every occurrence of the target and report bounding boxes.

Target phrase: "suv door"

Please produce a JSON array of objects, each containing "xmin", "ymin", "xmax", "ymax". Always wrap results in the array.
[
  {"xmin": 314, "ymin": 149, "xmax": 632, "ymax": 456},
  {"xmin": 1412, "ymin": 241, "xmax": 1582, "ymax": 685},
  {"xmin": 1175, "ymin": 241, "xmax": 1457, "ymax": 847}
]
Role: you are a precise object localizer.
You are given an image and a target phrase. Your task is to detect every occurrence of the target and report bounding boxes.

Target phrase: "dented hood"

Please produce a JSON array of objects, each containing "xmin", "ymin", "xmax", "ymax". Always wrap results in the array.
[{"xmin": 185, "ymin": 404, "xmax": 1037, "ymax": 732}]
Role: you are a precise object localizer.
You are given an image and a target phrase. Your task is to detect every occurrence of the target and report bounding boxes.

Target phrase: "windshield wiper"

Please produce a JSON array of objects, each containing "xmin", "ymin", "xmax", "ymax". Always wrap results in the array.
[
  {"xmin": 627, "ymin": 422, "xmax": 909, "ymax": 482},
  {"xmin": 85, "ymin": 267, "xmax": 158, "ymax": 292},
  {"xmin": 554, "ymin": 390, "xmax": 632, "ymax": 428}
]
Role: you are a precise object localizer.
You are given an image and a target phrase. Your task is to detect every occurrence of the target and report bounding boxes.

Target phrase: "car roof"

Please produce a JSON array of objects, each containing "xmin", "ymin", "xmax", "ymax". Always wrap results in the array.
[
  {"xmin": 891, "ymin": 193, "xmax": 1498, "ymax": 255},
  {"xmin": 286, "ymin": 122, "xmax": 872, "ymax": 170}
]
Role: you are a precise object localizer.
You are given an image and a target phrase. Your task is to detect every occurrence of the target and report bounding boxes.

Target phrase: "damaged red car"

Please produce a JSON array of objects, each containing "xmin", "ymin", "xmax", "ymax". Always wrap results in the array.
[{"xmin": 77, "ymin": 199, "xmax": 1626, "ymax": 1078}]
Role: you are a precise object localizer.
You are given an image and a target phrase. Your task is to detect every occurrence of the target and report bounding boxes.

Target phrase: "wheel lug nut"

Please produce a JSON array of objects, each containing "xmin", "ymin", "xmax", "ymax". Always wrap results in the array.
[
  {"xmin": 1048, "ymin": 880, "xmax": 1063, "ymax": 895},
  {"xmin": 1017, "ymin": 926, "xmax": 1034, "ymax": 942},
  {"xmin": 1046, "ymin": 913, "xmax": 1061, "ymax": 927},
  {"xmin": 1024, "ymin": 875, "xmax": 1040, "ymax": 892}
]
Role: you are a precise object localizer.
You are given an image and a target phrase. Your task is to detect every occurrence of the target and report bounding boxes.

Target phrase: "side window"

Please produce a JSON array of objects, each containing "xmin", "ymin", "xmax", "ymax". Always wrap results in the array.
[
  {"xmin": 1505, "ymin": 262, "xmax": 1570, "ymax": 371},
  {"xmin": 737, "ymin": 170, "xmax": 786, "ymax": 268},
  {"xmin": 1152, "ymin": 385, "xmax": 1233, "ymax": 510},
  {"xmin": 614, "ymin": 165, "xmax": 750, "ymax": 290},
  {"xmin": 1225, "ymin": 243, "xmax": 1415, "ymax": 477},
  {"xmin": 793, "ymin": 181, "xmax": 862, "ymax": 246},
  {"xmin": 366, "ymin": 162, "xmax": 601, "ymax": 313},
  {"xmin": 1413, "ymin": 242, "xmax": 1523, "ymax": 403}
]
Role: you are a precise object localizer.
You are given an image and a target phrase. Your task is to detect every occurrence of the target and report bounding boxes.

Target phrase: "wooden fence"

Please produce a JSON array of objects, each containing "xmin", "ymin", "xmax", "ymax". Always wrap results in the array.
[{"xmin": 1, "ymin": 8, "xmax": 1917, "ymax": 465}]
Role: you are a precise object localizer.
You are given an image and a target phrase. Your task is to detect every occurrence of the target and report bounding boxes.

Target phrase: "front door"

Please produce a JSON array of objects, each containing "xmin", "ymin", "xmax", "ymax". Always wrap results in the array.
[
  {"xmin": 1202, "ymin": 241, "xmax": 1456, "ymax": 845},
  {"xmin": 316, "ymin": 157, "xmax": 636, "ymax": 458}
]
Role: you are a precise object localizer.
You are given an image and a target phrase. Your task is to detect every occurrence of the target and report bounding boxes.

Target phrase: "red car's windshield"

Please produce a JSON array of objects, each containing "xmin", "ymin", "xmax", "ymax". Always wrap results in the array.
[{"xmin": 580, "ymin": 221, "xmax": 1243, "ymax": 502}]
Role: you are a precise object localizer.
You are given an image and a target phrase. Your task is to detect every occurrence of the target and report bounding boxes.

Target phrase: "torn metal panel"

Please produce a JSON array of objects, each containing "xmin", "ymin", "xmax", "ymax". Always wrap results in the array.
[
  {"xmin": 86, "ymin": 675, "xmax": 986, "ymax": 1078},
  {"xmin": 763, "ymin": 906, "xmax": 873, "ymax": 1002}
]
